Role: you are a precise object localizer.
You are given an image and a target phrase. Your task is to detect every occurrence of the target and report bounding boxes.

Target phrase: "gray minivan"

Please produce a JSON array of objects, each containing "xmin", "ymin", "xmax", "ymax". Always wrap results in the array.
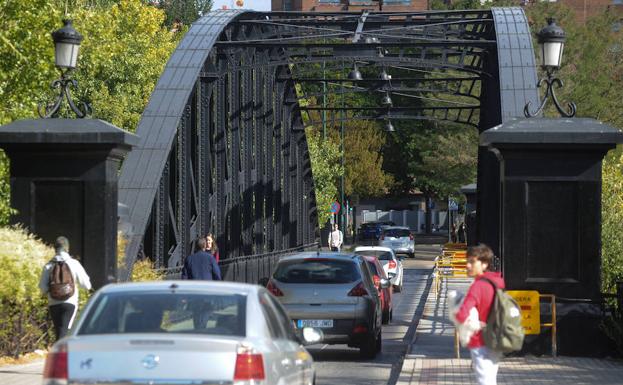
[{"xmin": 266, "ymin": 252, "xmax": 387, "ymax": 358}]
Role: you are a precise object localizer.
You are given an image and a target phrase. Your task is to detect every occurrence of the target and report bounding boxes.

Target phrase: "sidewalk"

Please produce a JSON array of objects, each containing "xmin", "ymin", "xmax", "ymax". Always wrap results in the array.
[
  {"xmin": 397, "ymin": 276, "xmax": 623, "ymax": 384},
  {"xmin": 0, "ymin": 360, "xmax": 44, "ymax": 385}
]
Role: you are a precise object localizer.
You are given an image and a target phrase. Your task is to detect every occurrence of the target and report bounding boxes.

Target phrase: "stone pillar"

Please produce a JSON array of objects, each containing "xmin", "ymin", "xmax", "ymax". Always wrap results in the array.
[
  {"xmin": 481, "ymin": 117, "xmax": 623, "ymax": 356},
  {"xmin": 0, "ymin": 119, "xmax": 138, "ymax": 289}
]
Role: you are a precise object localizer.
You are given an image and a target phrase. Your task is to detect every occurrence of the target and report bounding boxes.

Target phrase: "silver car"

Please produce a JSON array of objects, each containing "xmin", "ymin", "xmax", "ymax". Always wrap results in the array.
[
  {"xmin": 354, "ymin": 246, "xmax": 404, "ymax": 293},
  {"xmin": 42, "ymin": 281, "xmax": 316, "ymax": 385},
  {"xmin": 266, "ymin": 252, "xmax": 386, "ymax": 359},
  {"xmin": 379, "ymin": 226, "xmax": 415, "ymax": 258}
]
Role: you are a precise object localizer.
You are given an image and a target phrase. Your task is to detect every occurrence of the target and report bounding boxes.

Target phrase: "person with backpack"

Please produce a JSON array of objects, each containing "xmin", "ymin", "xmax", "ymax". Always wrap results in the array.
[
  {"xmin": 454, "ymin": 244, "xmax": 507, "ymax": 385},
  {"xmin": 39, "ymin": 236, "xmax": 92, "ymax": 341}
]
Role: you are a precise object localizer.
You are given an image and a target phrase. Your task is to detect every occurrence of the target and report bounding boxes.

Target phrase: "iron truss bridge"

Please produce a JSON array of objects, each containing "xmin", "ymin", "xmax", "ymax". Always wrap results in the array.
[{"xmin": 117, "ymin": 8, "xmax": 539, "ymax": 279}]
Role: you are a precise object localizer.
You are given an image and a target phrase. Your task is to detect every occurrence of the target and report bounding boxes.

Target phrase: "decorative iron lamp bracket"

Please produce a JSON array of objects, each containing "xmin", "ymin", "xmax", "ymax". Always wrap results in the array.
[
  {"xmin": 524, "ymin": 68, "xmax": 576, "ymax": 118},
  {"xmin": 38, "ymin": 69, "xmax": 91, "ymax": 118}
]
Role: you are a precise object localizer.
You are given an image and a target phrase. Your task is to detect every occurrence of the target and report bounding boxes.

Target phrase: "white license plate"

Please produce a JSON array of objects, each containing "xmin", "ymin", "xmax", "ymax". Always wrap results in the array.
[{"xmin": 297, "ymin": 319, "xmax": 333, "ymax": 328}]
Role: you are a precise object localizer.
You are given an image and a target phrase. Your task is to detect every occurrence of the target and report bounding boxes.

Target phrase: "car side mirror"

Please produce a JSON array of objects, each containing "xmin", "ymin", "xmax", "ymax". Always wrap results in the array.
[
  {"xmin": 301, "ymin": 327, "xmax": 324, "ymax": 345},
  {"xmin": 380, "ymin": 278, "xmax": 390, "ymax": 289},
  {"xmin": 258, "ymin": 277, "xmax": 269, "ymax": 287}
]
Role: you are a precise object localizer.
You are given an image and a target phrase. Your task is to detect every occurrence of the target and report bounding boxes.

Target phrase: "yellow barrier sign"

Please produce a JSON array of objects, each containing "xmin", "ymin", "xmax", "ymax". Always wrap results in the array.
[{"xmin": 507, "ymin": 290, "xmax": 540, "ymax": 335}]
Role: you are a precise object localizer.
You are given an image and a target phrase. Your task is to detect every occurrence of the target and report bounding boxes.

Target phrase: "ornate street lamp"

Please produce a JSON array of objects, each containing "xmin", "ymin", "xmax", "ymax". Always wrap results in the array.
[
  {"xmin": 38, "ymin": 19, "xmax": 91, "ymax": 118},
  {"xmin": 524, "ymin": 18, "xmax": 576, "ymax": 118}
]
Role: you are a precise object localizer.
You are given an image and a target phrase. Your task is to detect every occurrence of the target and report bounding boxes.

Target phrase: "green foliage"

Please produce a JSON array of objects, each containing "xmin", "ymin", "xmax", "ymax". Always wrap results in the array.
[
  {"xmin": 328, "ymin": 120, "xmax": 393, "ymax": 198},
  {"xmin": 601, "ymin": 149, "xmax": 623, "ymax": 294},
  {"xmin": 0, "ymin": 227, "xmax": 53, "ymax": 357},
  {"xmin": 384, "ymin": 120, "xmax": 478, "ymax": 198},
  {"xmin": 154, "ymin": 0, "xmax": 213, "ymax": 27},
  {"xmin": 131, "ymin": 258, "xmax": 164, "ymax": 281},
  {"xmin": 601, "ymin": 315, "xmax": 623, "ymax": 357},
  {"xmin": 305, "ymin": 127, "xmax": 342, "ymax": 227}
]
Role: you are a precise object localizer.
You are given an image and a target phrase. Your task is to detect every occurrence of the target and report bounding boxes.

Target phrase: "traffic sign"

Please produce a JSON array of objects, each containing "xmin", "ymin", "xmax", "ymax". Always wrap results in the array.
[
  {"xmin": 507, "ymin": 290, "xmax": 541, "ymax": 335},
  {"xmin": 449, "ymin": 200, "xmax": 459, "ymax": 211},
  {"xmin": 330, "ymin": 201, "xmax": 341, "ymax": 214}
]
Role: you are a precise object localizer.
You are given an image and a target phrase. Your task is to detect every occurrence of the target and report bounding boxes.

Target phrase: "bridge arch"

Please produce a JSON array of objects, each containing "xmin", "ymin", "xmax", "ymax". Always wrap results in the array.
[{"xmin": 118, "ymin": 8, "xmax": 539, "ymax": 277}]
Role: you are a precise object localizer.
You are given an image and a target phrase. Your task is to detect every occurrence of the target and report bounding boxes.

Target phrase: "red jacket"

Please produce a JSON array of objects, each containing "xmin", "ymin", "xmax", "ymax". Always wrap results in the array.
[{"xmin": 455, "ymin": 271, "xmax": 505, "ymax": 349}]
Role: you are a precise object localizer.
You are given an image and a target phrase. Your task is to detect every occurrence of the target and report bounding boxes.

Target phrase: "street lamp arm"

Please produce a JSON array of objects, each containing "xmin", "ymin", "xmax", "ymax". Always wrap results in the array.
[
  {"xmin": 38, "ymin": 70, "xmax": 91, "ymax": 118},
  {"xmin": 524, "ymin": 72, "xmax": 576, "ymax": 118}
]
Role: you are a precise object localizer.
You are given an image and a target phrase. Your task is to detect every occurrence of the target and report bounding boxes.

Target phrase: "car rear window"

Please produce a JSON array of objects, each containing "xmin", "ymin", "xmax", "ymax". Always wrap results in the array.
[
  {"xmin": 355, "ymin": 250, "xmax": 393, "ymax": 261},
  {"xmin": 78, "ymin": 292, "xmax": 246, "ymax": 337},
  {"xmin": 384, "ymin": 229, "xmax": 411, "ymax": 238},
  {"xmin": 273, "ymin": 259, "xmax": 359, "ymax": 284}
]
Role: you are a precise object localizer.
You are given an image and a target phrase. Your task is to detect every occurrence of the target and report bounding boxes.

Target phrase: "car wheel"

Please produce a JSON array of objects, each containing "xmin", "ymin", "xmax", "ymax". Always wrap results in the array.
[
  {"xmin": 390, "ymin": 309, "xmax": 393, "ymax": 322},
  {"xmin": 408, "ymin": 252, "xmax": 415, "ymax": 258},
  {"xmin": 375, "ymin": 329, "xmax": 382, "ymax": 353},
  {"xmin": 359, "ymin": 332, "xmax": 378, "ymax": 359},
  {"xmin": 393, "ymin": 284, "xmax": 401, "ymax": 293}
]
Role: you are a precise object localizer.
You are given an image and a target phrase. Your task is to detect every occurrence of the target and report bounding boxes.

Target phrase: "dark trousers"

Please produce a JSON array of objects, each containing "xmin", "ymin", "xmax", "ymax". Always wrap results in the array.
[{"xmin": 49, "ymin": 303, "xmax": 75, "ymax": 341}]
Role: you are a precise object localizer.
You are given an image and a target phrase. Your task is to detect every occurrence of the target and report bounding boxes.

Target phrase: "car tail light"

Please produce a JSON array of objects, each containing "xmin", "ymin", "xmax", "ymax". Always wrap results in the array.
[
  {"xmin": 373, "ymin": 275, "xmax": 380, "ymax": 288},
  {"xmin": 388, "ymin": 260, "xmax": 397, "ymax": 269},
  {"xmin": 266, "ymin": 280, "xmax": 283, "ymax": 297},
  {"xmin": 353, "ymin": 325, "xmax": 368, "ymax": 334},
  {"xmin": 348, "ymin": 282, "xmax": 368, "ymax": 297},
  {"xmin": 43, "ymin": 343, "xmax": 68, "ymax": 385},
  {"xmin": 409, "ymin": 233, "xmax": 414, "ymax": 240},
  {"xmin": 234, "ymin": 345, "xmax": 265, "ymax": 381}
]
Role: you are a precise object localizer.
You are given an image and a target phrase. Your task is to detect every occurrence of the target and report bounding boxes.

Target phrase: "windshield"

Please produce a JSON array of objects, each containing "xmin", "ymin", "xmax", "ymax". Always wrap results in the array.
[
  {"xmin": 78, "ymin": 292, "xmax": 246, "ymax": 336},
  {"xmin": 355, "ymin": 250, "xmax": 393, "ymax": 261},
  {"xmin": 384, "ymin": 229, "xmax": 411, "ymax": 238},
  {"xmin": 273, "ymin": 259, "xmax": 359, "ymax": 284}
]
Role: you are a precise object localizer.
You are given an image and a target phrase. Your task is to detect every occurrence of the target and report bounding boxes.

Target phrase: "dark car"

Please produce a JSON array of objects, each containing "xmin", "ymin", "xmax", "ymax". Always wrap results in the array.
[
  {"xmin": 358, "ymin": 221, "xmax": 395, "ymax": 241},
  {"xmin": 266, "ymin": 252, "xmax": 388, "ymax": 358}
]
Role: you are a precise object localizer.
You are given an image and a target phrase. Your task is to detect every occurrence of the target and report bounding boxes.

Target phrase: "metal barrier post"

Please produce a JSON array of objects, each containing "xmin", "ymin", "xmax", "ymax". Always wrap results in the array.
[{"xmin": 539, "ymin": 294, "xmax": 557, "ymax": 357}]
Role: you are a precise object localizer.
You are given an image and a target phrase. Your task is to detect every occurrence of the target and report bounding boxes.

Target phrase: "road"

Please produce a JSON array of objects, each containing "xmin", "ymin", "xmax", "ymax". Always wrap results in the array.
[{"xmin": 310, "ymin": 245, "xmax": 439, "ymax": 385}]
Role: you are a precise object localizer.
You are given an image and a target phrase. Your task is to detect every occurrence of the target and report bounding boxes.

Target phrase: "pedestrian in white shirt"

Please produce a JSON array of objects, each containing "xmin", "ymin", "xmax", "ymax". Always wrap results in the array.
[
  {"xmin": 328, "ymin": 223, "xmax": 343, "ymax": 252},
  {"xmin": 39, "ymin": 236, "xmax": 92, "ymax": 341}
]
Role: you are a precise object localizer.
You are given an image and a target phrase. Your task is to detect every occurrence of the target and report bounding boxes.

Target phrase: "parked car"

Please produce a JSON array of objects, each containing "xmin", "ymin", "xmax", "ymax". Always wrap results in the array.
[
  {"xmin": 358, "ymin": 221, "xmax": 395, "ymax": 241},
  {"xmin": 354, "ymin": 246, "xmax": 404, "ymax": 293},
  {"xmin": 379, "ymin": 226, "xmax": 415, "ymax": 258},
  {"xmin": 360, "ymin": 255, "xmax": 393, "ymax": 324},
  {"xmin": 42, "ymin": 281, "xmax": 317, "ymax": 385},
  {"xmin": 266, "ymin": 252, "xmax": 387, "ymax": 358}
]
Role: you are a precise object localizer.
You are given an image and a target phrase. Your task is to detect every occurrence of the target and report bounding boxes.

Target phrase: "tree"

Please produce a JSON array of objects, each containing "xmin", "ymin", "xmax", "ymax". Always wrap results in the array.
[
  {"xmin": 305, "ymin": 127, "xmax": 342, "ymax": 227},
  {"xmin": 327, "ymin": 120, "xmax": 394, "ymax": 198}
]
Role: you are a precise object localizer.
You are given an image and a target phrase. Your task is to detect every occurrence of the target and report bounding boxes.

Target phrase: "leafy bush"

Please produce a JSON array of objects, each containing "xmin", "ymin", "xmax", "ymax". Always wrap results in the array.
[
  {"xmin": 131, "ymin": 258, "xmax": 164, "ymax": 282},
  {"xmin": 0, "ymin": 227, "xmax": 53, "ymax": 357}
]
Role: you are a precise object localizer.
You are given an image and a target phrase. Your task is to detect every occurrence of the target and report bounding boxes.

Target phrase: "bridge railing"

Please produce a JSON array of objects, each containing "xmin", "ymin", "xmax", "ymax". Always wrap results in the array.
[{"xmin": 154, "ymin": 242, "xmax": 319, "ymax": 284}]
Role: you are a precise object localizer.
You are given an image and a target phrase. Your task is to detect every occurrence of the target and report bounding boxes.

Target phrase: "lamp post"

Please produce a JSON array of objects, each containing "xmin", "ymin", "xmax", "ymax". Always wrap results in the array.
[
  {"xmin": 39, "ymin": 19, "xmax": 91, "ymax": 118},
  {"xmin": 524, "ymin": 18, "xmax": 576, "ymax": 118}
]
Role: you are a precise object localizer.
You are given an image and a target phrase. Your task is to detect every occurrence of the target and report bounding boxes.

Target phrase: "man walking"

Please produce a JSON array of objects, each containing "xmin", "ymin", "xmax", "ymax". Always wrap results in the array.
[
  {"xmin": 182, "ymin": 238, "xmax": 221, "ymax": 280},
  {"xmin": 39, "ymin": 236, "xmax": 92, "ymax": 341},
  {"xmin": 455, "ymin": 244, "xmax": 505, "ymax": 385},
  {"xmin": 328, "ymin": 223, "xmax": 343, "ymax": 252}
]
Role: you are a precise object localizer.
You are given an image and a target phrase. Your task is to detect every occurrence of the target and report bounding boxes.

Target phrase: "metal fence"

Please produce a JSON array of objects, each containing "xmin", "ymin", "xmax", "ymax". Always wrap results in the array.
[{"xmin": 155, "ymin": 243, "xmax": 319, "ymax": 284}]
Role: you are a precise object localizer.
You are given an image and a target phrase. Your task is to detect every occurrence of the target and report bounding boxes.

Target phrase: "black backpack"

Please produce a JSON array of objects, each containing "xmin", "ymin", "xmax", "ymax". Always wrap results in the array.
[
  {"xmin": 480, "ymin": 277, "xmax": 525, "ymax": 353},
  {"xmin": 49, "ymin": 261, "xmax": 75, "ymax": 300}
]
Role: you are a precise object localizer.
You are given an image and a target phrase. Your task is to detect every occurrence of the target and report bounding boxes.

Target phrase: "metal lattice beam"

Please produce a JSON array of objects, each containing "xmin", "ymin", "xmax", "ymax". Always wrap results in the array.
[{"xmin": 118, "ymin": 8, "xmax": 539, "ymax": 278}]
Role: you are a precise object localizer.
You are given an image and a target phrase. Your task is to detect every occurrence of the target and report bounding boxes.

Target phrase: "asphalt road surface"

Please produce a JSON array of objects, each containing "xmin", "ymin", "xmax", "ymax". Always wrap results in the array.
[{"xmin": 309, "ymin": 245, "xmax": 439, "ymax": 385}]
